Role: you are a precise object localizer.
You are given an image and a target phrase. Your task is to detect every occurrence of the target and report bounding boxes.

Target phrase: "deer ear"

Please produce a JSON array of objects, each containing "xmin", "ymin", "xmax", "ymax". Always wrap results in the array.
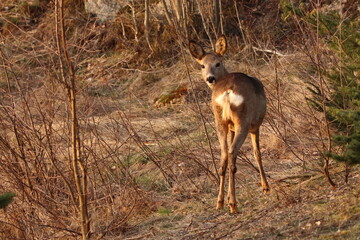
[
  {"xmin": 215, "ymin": 35, "xmax": 227, "ymax": 56},
  {"xmin": 189, "ymin": 40, "xmax": 205, "ymax": 60}
]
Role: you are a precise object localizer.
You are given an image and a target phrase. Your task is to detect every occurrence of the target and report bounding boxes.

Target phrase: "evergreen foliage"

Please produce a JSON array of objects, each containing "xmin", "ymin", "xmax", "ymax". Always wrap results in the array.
[
  {"xmin": 281, "ymin": 1, "xmax": 360, "ymax": 165},
  {"xmin": 316, "ymin": 12, "xmax": 360, "ymax": 165}
]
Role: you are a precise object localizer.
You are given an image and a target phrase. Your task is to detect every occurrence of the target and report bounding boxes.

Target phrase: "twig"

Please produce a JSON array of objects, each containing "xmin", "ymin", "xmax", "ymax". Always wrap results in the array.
[
  {"xmin": 252, "ymin": 46, "xmax": 287, "ymax": 57},
  {"xmin": 119, "ymin": 111, "xmax": 176, "ymax": 187},
  {"xmin": 170, "ymin": 7, "xmax": 220, "ymax": 183}
]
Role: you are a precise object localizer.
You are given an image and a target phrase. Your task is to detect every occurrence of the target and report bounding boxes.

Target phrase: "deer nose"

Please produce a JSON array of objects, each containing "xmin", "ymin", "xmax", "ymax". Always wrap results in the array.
[{"xmin": 207, "ymin": 76, "xmax": 216, "ymax": 84}]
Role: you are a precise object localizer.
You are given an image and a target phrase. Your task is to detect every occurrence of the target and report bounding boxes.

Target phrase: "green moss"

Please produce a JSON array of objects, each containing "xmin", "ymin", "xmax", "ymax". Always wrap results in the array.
[{"xmin": 157, "ymin": 207, "xmax": 172, "ymax": 215}]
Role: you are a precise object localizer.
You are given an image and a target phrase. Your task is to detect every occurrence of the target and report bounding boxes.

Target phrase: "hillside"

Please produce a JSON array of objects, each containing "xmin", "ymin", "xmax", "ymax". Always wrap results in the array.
[{"xmin": 0, "ymin": 0, "xmax": 359, "ymax": 239}]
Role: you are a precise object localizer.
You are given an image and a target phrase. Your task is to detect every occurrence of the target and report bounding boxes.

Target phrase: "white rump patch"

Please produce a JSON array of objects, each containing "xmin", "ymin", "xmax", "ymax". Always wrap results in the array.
[
  {"xmin": 215, "ymin": 90, "xmax": 229, "ymax": 106},
  {"xmin": 215, "ymin": 90, "xmax": 244, "ymax": 107},
  {"xmin": 229, "ymin": 92, "xmax": 244, "ymax": 106},
  {"xmin": 215, "ymin": 90, "xmax": 244, "ymax": 121}
]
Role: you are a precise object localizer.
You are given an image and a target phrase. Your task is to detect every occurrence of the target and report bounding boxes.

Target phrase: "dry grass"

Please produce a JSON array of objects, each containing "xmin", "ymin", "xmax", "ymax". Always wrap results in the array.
[{"xmin": 0, "ymin": 0, "xmax": 359, "ymax": 239}]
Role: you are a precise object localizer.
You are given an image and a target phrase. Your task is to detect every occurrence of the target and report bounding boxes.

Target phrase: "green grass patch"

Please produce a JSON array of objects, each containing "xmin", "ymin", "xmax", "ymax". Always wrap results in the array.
[
  {"xmin": 136, "ymin": 175, "xmax": 168, "ymax": 192},
  {"xmin": 157, "ymin": 207, "xmax": 172, "ymax": 215}
]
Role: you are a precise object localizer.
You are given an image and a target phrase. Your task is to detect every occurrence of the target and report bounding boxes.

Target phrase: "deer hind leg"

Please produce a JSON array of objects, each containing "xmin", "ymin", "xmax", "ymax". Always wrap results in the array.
[
  {"xmin": 228, "ymin": 126, "xmax": 248, "ymax": 214},
  {"xmin": 216, "ymin": 123, "xmax": 229, "ymax": 209},
  {"xmin": 250, "ymin": 129, "xmax": 269, "ymax": 193},
  {"xmin": 226, "ymin": 130, "xmax": 234, "ymax": 204}
]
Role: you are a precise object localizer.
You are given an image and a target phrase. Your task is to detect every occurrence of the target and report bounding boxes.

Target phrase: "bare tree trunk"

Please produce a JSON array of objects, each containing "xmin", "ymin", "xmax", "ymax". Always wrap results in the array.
[
  {"xmin": 181, "ymin": 0, "xmax": 188, "ymax": 39},
  {"xmin": 161, "ymin": 0, "xmax": 172, "ymax": 25},
  {"xmin": 130, "ymin": 1, "xmax": 139, "ymax": 42},
  {"xmin": 195, "ymin": 0, "xmax": 214, "ymax": 48},
  {"xmin": 55, "ymin": 0, "xmax": 90, "ymax": 238},
  {"xmin": 219, "ymin": 0, "xmax": 224, "ymax": 34},
  {"xmin": 234, "ymin": 0, "xmax": 248, "ymax": 47},
  {"xmin": 214, "ymin": 0, "xmax": 220, "ymax": 35},
  {"xmin": 173, "ymin": 0, "xmax": 182, "ymax": 20},
  {"xmin": 144, "ymin": 0, "xmax": 153, "ymax": 52}
]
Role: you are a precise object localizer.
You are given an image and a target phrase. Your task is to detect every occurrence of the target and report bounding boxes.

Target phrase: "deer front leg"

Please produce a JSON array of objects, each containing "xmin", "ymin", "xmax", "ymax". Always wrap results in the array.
[
  {"xmin": 228, "ymin": 126, "xmax": 248, "ymax": 214},
  {"xmin": 216, "ymin": 123, "xmax": 228, "ymax": 210},
  {"xmin": 250, "ymin": 129, "xmax": 269, "ymax": 192}
]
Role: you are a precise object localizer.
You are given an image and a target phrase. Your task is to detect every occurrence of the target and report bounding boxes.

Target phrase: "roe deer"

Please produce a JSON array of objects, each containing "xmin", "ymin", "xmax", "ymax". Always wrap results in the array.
[{"xmin": 189, "ymin": 35, "xmax": 269, "ymax": 213}]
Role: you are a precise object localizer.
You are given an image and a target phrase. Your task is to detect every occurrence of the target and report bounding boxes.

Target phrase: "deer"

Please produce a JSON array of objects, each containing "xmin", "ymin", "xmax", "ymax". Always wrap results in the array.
[{"xmin": 189, "ymin": 35, "xmax": 269, "ymax": 213}]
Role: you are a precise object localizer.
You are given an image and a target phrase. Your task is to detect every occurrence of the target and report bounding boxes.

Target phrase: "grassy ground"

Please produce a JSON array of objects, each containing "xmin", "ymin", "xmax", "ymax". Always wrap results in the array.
[
  {"xmin": 121, "ymin": 168, "xmax": 360, "ymax": 240},
  {"xmin": 1, "ymin": 1, "xmax": 359, "ymax": 239}
]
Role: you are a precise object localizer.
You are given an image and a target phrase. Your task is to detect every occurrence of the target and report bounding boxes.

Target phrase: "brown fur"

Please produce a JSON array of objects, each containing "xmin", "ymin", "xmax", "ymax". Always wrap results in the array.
[{"xmin": 189, "ymin": 36, "xmax": 269, "ymax": 214}]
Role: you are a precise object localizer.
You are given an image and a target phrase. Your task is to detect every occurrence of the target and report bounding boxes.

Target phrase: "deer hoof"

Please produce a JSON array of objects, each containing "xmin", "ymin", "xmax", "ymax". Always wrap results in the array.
[
  {"xmin": 216, "ymin": 201, "xmax": 224, "ymax": 209},
  {"xmin": 229, "ymin": 204, "xmax": 238, "ymax": 214}
]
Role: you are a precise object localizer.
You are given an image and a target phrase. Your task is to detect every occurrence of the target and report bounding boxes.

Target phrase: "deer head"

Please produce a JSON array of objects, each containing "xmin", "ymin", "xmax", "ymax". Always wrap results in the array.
[{"xmin": 189, "ymin": 36, "xmax": 228, "ymax": 88}]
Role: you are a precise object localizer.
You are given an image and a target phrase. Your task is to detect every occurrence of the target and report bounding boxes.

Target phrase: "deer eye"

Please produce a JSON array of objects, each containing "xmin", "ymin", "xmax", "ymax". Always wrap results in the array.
[
  {"xmin": 201, "ymin": 65, "xmax": 205, "ymax": 69},
  {"xmin": 215, "ymin": 62, "xmax": 221, "ymax": 67}
]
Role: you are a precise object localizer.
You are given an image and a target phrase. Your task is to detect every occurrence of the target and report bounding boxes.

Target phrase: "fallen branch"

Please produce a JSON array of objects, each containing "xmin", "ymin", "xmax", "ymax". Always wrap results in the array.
[{"xmin": 252, "ymin": 46, "xmax": 287, "ymax": 57}]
